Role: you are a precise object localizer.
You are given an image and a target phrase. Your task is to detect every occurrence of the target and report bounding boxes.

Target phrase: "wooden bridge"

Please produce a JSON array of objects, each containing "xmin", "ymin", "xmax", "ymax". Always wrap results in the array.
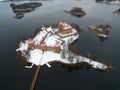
[{"xmin": 30, "ymin": 65, "xmax": 41, "ymax": 90}]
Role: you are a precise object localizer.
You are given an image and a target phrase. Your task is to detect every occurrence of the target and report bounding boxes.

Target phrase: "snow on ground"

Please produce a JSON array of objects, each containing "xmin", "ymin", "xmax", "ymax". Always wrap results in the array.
[
  {"xmin": 16, "ymin": 41, "xmax": 28, "ymax": 52},
  {"xmin": 98, "ymin": 34, "xmax": 108, "ymax": 37},
  {"xmin": 40, "ymin": 51, "xmax": 61, "ymax": 65},
  {"xmin": 29, "ymin": 49, "xmax": 43, "ymax": 65},
  {"xmin": 62, "ymin": 33, "xmax": 79, "ymax": 43},
  {"xmin": 46, "ymin": 27, "xmax": 53, "ymax": 32},
  {"xmin": 16, "ymin": 26, "xmax": 109, "ymax": 70},
  {"xmin": 110, "ymin": 0, "xmax": 120, "ymax": 4},
  {"xmin": 101, "ymin": 0, "xmax": 120, "ymax": 5},
  {"xmin": 44, "ymin": 34, "xmax": 62, "ymax": 47}
]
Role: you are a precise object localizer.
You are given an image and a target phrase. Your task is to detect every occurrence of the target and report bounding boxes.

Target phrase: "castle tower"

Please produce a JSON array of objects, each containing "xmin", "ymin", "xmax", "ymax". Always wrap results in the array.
[
  {"xmin": 58, "ymin": 21, "xmax": 63, "ymax": 32},
  {"xmin": 58, "ymin": 21, "xmax": 72, "ymax": 34},
  {"xmin": 54, "ymin": 41, "xmax": 61, "ymax": 53}
]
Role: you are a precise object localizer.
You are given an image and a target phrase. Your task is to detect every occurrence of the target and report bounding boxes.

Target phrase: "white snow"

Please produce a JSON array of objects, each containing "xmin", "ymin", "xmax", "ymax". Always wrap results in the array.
[
  {"xmin": 44, "ymin": 35, "xmax": 61, "ymax": 47},
  {"xmin": 25, "ymin": 63, "xmax": 34, "ymax": 69},
  {"xmin": 45, "ymin": 63, "xmax": 51, "ymax": 68},
  {"xmin": 98, "ymin": 34, "xmax": 108, "ymax": 37},
  {"xmin": 33, "ymin": 30, "xmax": 47, "ymax": 45},
  {"xmin": 29, "ymin": 49, "xmax": 43, "ymax": 65},
  {"xmin": 16, "ymin": 25, "xmax": 109, "ymax": 70},
  {"xmin": 101, "ymin": 0, "xmax": 120, "ymax": 5},
  {"xmin": 46, "ymin": 27, "xmax": 53, "ymax": 32},
  {"xmin": 110, "ymin": 0, "xmax": 120, "ymax": 4},
  {"xmin": 16, "ymin": 41, "xmax": 28, "ymax": 52},
  {"xmin": 40, "ymin": 51, "xmax": 61, "ymax": 65}
]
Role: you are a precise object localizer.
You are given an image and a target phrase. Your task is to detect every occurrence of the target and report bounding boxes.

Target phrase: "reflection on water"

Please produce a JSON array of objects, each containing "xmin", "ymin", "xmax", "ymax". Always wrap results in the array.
[
  {"xmin": 10, "ymin": 2, "xmax": 42, "ymax": 19},
  {"xmin": 99, "ymin": 36, "xmax": 107, "ymax": 41},
  {"xmin": 1, "ymin": 0, "xmax": 120, "ymax": 90}
]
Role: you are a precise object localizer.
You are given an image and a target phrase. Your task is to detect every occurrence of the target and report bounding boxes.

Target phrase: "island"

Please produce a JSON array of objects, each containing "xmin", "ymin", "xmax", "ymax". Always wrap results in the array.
[
  {"xmin": 16, "ymin": 21, "xmax": 111, "ymax": 71},
  {"xmin": 89, "ymin": 24, "xmax": 111, "ymax": 38},
  {"xmin": 64, "ymin": 7, "xmax": 86, "ymax": 18},
  {"xmin": 113, "ymin": 8, "xmax": 120, "ymax": 13},
  {"xmin": 10, "ymin": 2, "xmax": 42, "ymax": 19}
]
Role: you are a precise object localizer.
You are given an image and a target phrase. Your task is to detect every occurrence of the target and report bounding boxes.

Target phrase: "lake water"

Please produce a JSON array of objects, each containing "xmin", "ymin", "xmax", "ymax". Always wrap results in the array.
[{"xmin": 0, "ymin": 0, "xmax": 120, "ymax": 90}]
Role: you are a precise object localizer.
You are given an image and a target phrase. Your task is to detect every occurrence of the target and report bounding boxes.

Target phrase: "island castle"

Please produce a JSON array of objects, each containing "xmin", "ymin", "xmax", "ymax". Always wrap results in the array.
[
  {"xmin": 58, "ymin": 21, "xmax": 72, "ymax": 34},
  {"xmin": 28, "ymin": 38, "xmax": 61, "ymax": 53},
  {"xmin": 16, "ymin": 21, "xmax": 112, "ymax": 73},
  {"xmin": 28, "ymin": 21, "xmax": 73, "ymax": 53}
]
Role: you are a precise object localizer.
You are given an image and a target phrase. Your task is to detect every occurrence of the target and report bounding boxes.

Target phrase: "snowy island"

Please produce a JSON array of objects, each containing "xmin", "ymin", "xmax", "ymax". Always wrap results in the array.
[
  {"xmin": 89, "ymin": 24, "xmax": 111, "ymax": 38},
  {"xmin": 16, "ymin": 21, "xmax": 111, "ymax": 71}
]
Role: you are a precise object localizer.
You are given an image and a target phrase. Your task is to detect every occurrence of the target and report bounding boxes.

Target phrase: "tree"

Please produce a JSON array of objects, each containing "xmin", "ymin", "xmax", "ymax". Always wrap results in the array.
[{"xmin": 61, "ymin": 42, "xmax": 66, "ymax": 59}]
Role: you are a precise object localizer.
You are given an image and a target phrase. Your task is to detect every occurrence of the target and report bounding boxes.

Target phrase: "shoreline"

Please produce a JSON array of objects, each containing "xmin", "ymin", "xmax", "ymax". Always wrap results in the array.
[{"xmin": 16, "ymin": 22, "xmax": 112, "ymax": 72}]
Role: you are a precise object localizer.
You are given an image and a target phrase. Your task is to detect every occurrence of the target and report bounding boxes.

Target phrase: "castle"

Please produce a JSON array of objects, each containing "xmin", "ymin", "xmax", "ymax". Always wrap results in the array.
[
  {"xmin": 28, "ymin": 21, "xmax": 73, "ymax": 53},
  {"xmin": 28, "ymin": 38, "xmax": 61, "ymax": 53},
  {"xmin": 58, "ymin": 21, "xmax": 72, "ymax": 34}
]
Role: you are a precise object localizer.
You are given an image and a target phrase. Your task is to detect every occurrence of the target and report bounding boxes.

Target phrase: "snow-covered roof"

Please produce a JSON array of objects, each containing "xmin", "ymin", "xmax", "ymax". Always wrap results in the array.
[
  {"xmin": 33, "ymin": 30, "xmax": 47, "ymax": 45},
  {"xmin": 46, "ymin": 27, "xmax": 53, "ymax": 32},
  {"xmin": 44, "ymin": 35, "xmax": 61, "ymax": 47}
]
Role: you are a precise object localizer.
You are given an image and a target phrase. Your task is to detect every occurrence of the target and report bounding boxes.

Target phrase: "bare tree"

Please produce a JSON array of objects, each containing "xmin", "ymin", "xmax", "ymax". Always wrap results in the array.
[
  {"xmin": 76, "ymin": 56, "xmax": 80, "ymax": 63},
  {"xmin": 61, "ymin": 42, "xmax": 66, "ymax": 59}
]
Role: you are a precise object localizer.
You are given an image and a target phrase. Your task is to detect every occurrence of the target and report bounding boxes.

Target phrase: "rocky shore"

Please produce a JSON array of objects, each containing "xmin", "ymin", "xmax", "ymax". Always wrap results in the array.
[
  {"xmin": 89, "ymin": 24, "xmax": 111, "ymax": 38},
  {"xmin": 64, "ymin": 7, "xmax": 86, "ymax": 18},
  {"xmin": 10, "ymin": 2, "xmax": 42, "ymax": 19}
]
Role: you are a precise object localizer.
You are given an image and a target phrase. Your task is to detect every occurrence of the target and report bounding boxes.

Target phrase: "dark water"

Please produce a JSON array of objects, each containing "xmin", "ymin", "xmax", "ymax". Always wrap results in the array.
[{"xmin": 0, "ymin": 0, "xmax": 120, "ymax": 90}]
